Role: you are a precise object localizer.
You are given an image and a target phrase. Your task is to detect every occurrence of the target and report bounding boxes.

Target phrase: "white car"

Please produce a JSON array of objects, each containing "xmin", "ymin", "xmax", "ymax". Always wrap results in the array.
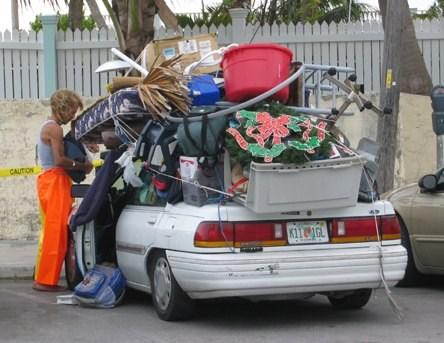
[{"xmin": 66, "ymin": 155, "xmax": 407, "ymax": 321}]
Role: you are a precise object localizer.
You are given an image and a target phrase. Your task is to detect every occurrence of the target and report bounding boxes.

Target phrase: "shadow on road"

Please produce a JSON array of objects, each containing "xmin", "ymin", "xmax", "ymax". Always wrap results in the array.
[
  {"xmin": 116, "ymin": 277, "xmax": 444, "ymax": 326},
  {"xmin": 396, "ymin": 274, "xmax": 444, "ymax": 290}
]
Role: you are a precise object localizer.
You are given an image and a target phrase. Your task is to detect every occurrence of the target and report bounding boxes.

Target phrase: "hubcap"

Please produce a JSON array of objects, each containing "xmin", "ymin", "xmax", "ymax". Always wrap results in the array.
[{"xmin": 153, "ymin": 257, "xmax": 172, "ymax": 311}]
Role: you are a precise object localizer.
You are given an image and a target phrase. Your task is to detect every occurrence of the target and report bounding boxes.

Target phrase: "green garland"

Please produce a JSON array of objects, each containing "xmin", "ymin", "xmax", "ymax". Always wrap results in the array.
[{"xmin": 225, "ymin": 102, "xmax": 333, "ymax": 166}]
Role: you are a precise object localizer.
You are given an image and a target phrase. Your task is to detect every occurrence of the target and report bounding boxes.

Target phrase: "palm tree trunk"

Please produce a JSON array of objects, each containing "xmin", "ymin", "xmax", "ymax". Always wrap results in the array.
[
  {"xmin": 85, "ymin": 0, "xmax": 107, "ymax": 28},
  {"xmin": 102, "ymin": 0, "xmax": 126, "ymax": 51},
  {"xmin": 69, "ymin": 0, "xmax": 84, "ymax": 30},
  {"xmin": 379, "ymin": 0, "xmax": 432, "ymax": 95},
  {"xmin": 376, "ymin": 0, "xmax": 433, "ymax": 192},
  {"xmin": 114, "ymin": 0, "xmax": 156, "ymax": 59},
  {"xmin": 153, "ymin": 0, "xmax": 178, "ymax": 30},
  {"xmin": 376, "ymin": 0, "xmax": 402, "ymax": 193},
  {"xmin": 11, "ymin": 0, "xmax": 19, "ymax": 30}
]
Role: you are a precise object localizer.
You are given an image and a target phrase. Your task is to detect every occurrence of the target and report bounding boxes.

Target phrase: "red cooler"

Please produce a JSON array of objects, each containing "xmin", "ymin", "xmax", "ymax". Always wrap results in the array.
[{"xmin": 221, "ymin": 43, "xmax": 293, "ymax": 103}]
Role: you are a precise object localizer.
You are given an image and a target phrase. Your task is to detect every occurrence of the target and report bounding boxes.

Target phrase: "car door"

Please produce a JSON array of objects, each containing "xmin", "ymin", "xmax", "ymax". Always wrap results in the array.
[
  {"xmin": 409, "ymin": 171, "xmax": 444, "ymax": 271},
  {"xmin": 115, "ymin": 161, "xmax": 168, "ymax": 288}
]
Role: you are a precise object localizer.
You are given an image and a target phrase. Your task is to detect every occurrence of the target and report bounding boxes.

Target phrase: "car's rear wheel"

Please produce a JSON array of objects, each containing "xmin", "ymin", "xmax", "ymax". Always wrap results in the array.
[
  {"xmin": 65, "ymin": 230, "xmax": 83, "ymax": 290},
  {"xmin": 149, "ymin": 251, "xmax": 194, "ymax": 321},
  {"xmin": 397, "ymin": 218, "xmax": 421, "ymax": 287},
  {"xmin": 328, "ymin": 289, "xmax": 372, "ymax": 309}
]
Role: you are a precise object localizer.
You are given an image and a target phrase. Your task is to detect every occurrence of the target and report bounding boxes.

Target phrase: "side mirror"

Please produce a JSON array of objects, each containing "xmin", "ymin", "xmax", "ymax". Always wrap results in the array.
[{"xmin": 418, "ymin": 174, "xmax": 438, "ymax": 192}]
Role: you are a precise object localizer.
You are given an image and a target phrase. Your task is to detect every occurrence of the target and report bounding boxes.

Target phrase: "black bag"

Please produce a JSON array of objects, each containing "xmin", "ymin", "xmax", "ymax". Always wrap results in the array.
[{"xmin": 64, "ymin": 133, "xmax": 87, "ymax": 184}]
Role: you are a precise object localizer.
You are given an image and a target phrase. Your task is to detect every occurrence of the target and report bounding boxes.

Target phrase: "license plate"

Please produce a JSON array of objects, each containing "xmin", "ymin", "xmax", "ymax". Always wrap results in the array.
[{"xmin": 287, "ymin": 221, "xmax": 329, "ymax": 244}]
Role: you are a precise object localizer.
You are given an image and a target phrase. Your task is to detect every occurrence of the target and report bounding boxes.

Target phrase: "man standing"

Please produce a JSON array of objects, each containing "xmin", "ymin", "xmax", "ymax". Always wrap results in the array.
[{"xmin": 33, "ymin": 89, "xmax": 93, "ymax": 292}]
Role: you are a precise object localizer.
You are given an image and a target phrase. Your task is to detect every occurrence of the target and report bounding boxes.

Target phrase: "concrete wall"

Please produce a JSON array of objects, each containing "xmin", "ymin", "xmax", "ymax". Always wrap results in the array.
[
  {"xmin": 0, "ymin": 101, "xmax": 43, "ymax": 240},
  {"xmin": 0, "ymin": 99, "xmax": 98, "ymax": 240},
  {"xmin": 0, "ymin": 94, "xmax": 438, "ymax": 239},
  {"xmin": 396, "ymin": 94, "xmax": 437, "ymax": 186},
  {"xmin": 333, "ymin": 93, "xmax": 436, "ymax": 188}
]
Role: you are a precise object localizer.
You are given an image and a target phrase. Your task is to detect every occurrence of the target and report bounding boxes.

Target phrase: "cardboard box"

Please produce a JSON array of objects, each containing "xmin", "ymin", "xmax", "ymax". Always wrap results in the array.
[{"xmin": 144, "ymin": 33, "xmax": 220, "ymax": 74}]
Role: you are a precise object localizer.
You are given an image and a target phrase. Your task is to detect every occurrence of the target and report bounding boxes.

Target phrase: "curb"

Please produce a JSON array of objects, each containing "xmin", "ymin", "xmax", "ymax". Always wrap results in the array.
[
  {"xmin": 0, "ymin": 266, "xmax": 34, "ymax": 280},
  {"xmin": 0, "ymin": 240, "xmax": 37, "ymax": 280}
]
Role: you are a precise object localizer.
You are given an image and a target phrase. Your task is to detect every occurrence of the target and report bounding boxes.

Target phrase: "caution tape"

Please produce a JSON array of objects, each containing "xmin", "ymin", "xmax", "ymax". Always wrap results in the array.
[{"xmin": 0, "ymin": 160, "xmax": 104, "ymax": 178}]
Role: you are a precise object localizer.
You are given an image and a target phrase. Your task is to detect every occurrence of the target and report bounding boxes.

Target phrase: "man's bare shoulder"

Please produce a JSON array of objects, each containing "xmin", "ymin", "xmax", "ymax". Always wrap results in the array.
[
  {"xmin": 44, "ymin": 121, "xmax": 63, "ymax": 135},
  {"xmin": 41, "ymin": 121, "xmax": 63, "ymax": 143}
]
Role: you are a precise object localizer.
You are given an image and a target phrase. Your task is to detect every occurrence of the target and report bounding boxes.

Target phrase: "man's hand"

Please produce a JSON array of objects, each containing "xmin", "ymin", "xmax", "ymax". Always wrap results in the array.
[{"xmin": 83, "ymin": 160, "xmax": 94, "ymax": 174}]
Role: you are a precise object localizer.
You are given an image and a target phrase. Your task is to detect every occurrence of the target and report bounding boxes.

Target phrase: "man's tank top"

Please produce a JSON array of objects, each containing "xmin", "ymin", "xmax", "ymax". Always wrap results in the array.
[{"xmin": 37, "ymin": 120, "xmax": 56, "ymax": 170}]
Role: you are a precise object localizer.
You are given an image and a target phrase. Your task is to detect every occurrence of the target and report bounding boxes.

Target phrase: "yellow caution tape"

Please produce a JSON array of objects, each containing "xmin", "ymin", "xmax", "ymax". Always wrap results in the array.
[{"xmin": 0, "ymin": 160, "xmax": 104, "ymax": 178}]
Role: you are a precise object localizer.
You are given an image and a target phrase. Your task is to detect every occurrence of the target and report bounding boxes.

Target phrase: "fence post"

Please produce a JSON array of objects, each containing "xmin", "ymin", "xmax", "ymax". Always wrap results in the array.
[
  {"xmin": 229, "ymin": 8, "xmax": 249, "ymax": 43},
  {"xmin": 41, "ymin": 15, "xmax": 58, "ymax": 98}
]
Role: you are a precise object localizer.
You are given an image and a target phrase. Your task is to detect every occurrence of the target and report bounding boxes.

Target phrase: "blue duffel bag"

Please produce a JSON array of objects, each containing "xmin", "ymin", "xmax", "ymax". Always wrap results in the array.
[{"xmin": 74, "ymin": 265, "xmax": 126, "ymax": 309}]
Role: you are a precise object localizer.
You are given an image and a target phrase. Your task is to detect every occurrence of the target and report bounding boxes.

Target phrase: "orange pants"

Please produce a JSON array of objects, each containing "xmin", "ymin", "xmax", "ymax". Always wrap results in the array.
[{"xmin": 34, "ymin": 168, "xmax": 73, "ymax": 286}]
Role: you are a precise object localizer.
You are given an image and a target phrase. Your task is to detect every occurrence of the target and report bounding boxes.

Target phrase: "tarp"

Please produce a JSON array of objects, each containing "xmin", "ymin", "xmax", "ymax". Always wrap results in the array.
[{"xmin": 69, "ymin": 150, "xmax": 124, "ymax": 230}]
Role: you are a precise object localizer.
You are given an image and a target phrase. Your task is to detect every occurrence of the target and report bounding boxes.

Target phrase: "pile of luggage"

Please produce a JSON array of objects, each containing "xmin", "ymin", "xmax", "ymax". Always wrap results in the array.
[{"xmin": 73, "ymin": 35, "xmax": 374, "ymax": 213}]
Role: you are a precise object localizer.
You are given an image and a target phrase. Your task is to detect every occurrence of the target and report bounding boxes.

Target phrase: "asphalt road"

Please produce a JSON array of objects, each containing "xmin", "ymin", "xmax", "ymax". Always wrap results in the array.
[{"xmin": 1, "ymin": 279, "xmax": 443, "ymax": 343}]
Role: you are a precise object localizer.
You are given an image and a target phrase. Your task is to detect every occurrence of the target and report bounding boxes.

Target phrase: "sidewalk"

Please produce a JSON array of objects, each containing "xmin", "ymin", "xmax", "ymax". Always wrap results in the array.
[{"xmin": 0, "ymin": 240, "xmax": 37, "ymax": 279}]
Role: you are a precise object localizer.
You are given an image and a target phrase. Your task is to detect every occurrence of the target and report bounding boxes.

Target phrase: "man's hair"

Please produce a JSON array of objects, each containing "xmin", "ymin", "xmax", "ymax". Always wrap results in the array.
[{"xmin": 50, "ymin": 89, "xmax": 83, "ymax": 124}]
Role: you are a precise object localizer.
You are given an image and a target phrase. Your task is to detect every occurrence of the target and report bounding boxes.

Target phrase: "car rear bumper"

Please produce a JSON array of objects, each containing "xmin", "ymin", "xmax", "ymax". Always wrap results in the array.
[{"xmin": 167, "ymin": 245, "xmax": 407, "ymax": 299}]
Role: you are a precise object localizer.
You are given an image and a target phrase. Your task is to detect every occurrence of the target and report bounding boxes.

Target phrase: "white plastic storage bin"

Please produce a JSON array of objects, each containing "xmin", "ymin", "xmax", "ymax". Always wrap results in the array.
[{"xmin": 235, "ymin": 156, "xmax": 363, "ymax": 213}]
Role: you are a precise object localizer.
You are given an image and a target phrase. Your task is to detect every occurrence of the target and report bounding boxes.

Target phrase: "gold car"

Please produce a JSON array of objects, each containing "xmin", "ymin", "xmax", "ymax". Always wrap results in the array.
[{"xmin": 385, "ymin": 168, "xmax": 444, "ymax": 286}]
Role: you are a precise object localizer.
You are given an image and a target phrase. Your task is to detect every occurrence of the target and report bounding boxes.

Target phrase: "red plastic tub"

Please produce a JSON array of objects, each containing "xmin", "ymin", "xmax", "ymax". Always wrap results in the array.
[{"xmin": 221, "ymin": 43, "xmax": 293, "ymax": 103}]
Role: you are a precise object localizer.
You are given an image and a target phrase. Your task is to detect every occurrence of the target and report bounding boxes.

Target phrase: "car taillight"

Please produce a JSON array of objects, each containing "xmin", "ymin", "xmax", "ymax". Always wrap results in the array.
[
  {"xmin": 195, "ymin": 215, "xmax": 402, "ymax": 248},
  {"xmin": 331, "ymin": 215, "xmax": 401, "ymax": 243},
  {"xmin": 331, "ymin": 217, "xmax": 379, "ymax": 243},
  {"xmin": 234, "ymin": 222, "xmax": 287, "ymax": 247},
  {"xmin": 194, "ymin": 222, "xmax": 234, "ymax": 248},
  {"xmin": 380, "ymin": 215, "xmax": 401, "ymax": 240},
  {"xmin": 194, "ymin": 221, "xmax": 287, "ymax": 248}
]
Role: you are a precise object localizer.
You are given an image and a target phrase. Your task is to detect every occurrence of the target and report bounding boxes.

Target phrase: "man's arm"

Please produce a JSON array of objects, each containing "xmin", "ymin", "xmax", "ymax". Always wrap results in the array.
[{"xmin": 46, "ymin": 123, "xmax": 93, "ymax": 173}]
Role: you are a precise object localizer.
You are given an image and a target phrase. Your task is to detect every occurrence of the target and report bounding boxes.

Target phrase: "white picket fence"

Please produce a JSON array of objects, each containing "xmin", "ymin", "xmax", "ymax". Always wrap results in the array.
[
  {"xmin": 0, "ymin": 17, "xmax": 444, "ymax": 99},
  {"xmin": 56, "ymin": 28, "xmax": 118, "ymax": 98},
  {"xmin": 0, "ymin": 27, "xmax": 118, "ymax": 99},
  {"xmin": 157, "ymin": 19, "xmax": 444, "ymax": 96},
  {"xmin": 0, "ymin": 30, "xmax": 43, "ymax": 99}
]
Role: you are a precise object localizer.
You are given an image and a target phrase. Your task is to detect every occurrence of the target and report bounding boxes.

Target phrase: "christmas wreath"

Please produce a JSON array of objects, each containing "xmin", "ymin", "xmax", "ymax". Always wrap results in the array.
[{"xmin": 225, "ymin": 103, "xmax": 333, "ymax": 165}]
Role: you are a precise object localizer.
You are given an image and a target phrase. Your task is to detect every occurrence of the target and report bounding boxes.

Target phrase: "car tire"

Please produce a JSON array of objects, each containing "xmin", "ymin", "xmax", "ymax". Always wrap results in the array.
[
  {"xmin": 149, "ymin": 251, "xmax": 194, "ymax": 321},
  {"xmin": 397, "ymin": 218, "xmax": 421, "ymax": 287},
  {"xmin": 328, "ymin": 288, "xmax": 372, "ymax": 309},
  {"xmin": 65, "ymin": 230, "xmax": 83, "ymax": 290}
]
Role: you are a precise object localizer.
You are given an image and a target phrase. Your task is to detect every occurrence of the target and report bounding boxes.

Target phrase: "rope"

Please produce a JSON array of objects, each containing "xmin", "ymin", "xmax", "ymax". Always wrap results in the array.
[
  {"xmin": 325, "ymin": 130, "xmax": 404, "ymax": 320},
  {"xmin": 134, "ymin": 111, "xmax": 403, "ymax": 318},
  {"xmin": 110, "ymin": 114, "xmax": 139, "ymax": 144},
  {"xmin": 147, "ymin": 167, "xmax": 234, "ymax": 198}
]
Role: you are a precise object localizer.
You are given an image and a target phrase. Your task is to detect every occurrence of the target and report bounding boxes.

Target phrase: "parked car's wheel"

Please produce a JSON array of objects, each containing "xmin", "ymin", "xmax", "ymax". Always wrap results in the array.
[
  {"xmin": 65, "ymin": 230, "xmax": 83, "ymax": 290},
  {"xmin": 328, "ymin": 289, "xmax": 372, "ymax": 309},
  {"xmin": 149, "ymin": 250, "xmax": 194, "ymax": 321},
  {"xmin": 397, "ymin": 218, "xmax": 421, "ymax": 287}
]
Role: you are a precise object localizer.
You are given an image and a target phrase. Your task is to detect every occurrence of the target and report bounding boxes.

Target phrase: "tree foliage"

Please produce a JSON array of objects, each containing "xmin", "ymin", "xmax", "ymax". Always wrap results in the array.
[
  {"xmin": 177, "ymin": 0, "xmax": 370, "ymax": 27},
  {"xmin": 21, "ymin": 0, "xmax": 178, "ymax": 60},
  {"xmin": 30, "ymin": 13, "xmax": 96, "ymax": 32},
  {"xmin": 412, "ymin": 1, "xmax": 444, "ymax": 20}
]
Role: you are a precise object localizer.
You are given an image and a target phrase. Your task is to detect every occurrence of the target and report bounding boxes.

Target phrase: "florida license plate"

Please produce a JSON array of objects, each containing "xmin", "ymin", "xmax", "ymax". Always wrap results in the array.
[{"xmin": 287, "ymin": 221, "xmax": 329, "ymax": 244}]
